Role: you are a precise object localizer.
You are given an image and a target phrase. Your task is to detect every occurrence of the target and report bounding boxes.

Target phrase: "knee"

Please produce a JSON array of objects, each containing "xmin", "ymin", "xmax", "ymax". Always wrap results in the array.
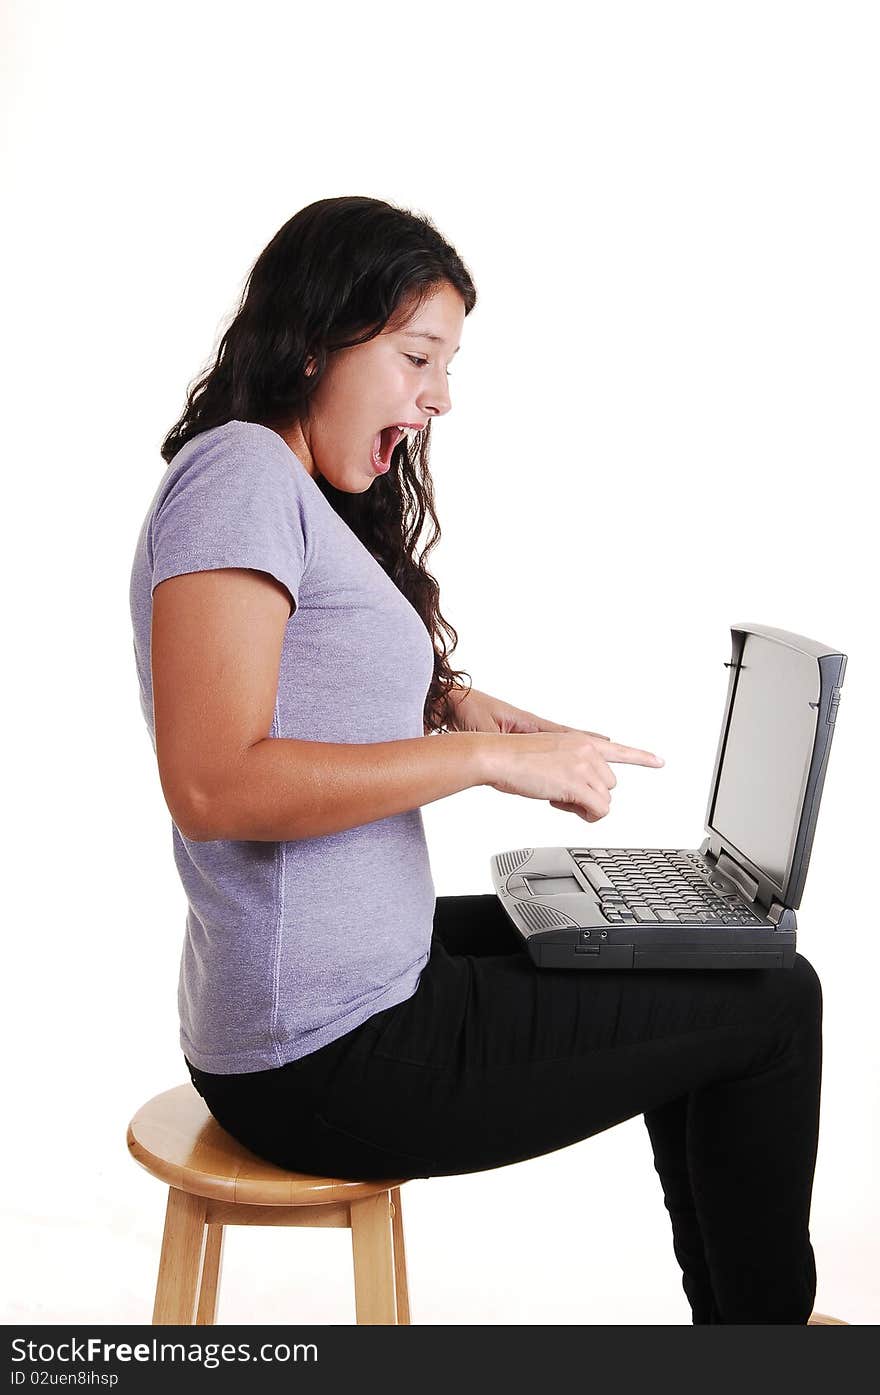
[{"xmin": 781, "ymin": 953, "xmax": 823, "ymax": 1032}]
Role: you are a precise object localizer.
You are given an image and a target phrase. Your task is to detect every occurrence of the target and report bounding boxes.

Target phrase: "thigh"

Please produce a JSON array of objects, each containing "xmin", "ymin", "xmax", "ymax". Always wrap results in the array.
[
  {"xmin": 366, "ymin": 939, "xmax": 819, "ymax": 1072},
  {"xmin": 192, "ymin": 931, "xmax": 821, "ymax": 1182},
  {"xmin": 306, "ymin": 948, "xmax": 821, "ymax": 1177}
]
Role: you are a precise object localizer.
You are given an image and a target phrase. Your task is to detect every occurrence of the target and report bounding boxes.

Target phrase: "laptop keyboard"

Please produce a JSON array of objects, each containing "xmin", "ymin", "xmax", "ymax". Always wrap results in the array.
[{"xmin": 568, "ymin": 848, "xmax": 765, "ymax": 926}]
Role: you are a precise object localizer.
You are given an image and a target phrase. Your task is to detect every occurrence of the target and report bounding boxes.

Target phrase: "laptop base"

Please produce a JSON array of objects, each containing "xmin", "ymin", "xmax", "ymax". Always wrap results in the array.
[{"xmin": 491, "ymin": 845, "xmax": 797, "ymax": 970}]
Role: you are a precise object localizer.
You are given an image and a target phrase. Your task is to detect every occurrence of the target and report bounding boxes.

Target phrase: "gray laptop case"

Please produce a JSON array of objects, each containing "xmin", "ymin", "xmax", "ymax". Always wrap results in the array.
[{"xmin": 491, "ymin": 623, "xmax": 845, "ymax": 970}]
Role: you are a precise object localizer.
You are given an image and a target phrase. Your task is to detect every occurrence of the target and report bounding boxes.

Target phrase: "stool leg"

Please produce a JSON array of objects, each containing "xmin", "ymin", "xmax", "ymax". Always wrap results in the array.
[
  {"xmin": 153, "ymin": 1187, "xmax": 207, "ymax": 1324},
  {"xmin": 350, "ymin": 1191, "xmax": 397, "ymax": 1324},
  {"xmin": 195, "ymin": 1224, "xmax": 225, "ymax": 1325},
  {"xmin": 390, "ymin": 1188, "xmax": 411, "ymax": 1325}
]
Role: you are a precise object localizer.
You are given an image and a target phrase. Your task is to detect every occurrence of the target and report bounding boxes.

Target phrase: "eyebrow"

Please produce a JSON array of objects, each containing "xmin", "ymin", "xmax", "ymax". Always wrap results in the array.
[{"xmin": 401, "ymin": 332, "xmax": 461, "ymax": 354}]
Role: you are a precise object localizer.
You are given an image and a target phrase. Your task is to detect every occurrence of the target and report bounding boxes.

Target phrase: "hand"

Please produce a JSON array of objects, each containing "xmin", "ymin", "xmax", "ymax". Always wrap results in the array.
[
  {"xmin": 448, "ymin": 685, "xmax": 611, "ymax": 742},
  {"xmin": 484, "ymin": 728, "xmax": 665, "ymax": 824}
]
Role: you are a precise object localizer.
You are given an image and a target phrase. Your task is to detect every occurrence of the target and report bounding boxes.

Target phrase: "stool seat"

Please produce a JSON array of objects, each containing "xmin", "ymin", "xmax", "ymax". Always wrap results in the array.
[
  {"xmin": 127, "ymin": 1083, "xmax": 411, "ymax": 1325},
  {"xmin": 127, "ymin": 1083, "xmax": 405, "ymax": 1206}
]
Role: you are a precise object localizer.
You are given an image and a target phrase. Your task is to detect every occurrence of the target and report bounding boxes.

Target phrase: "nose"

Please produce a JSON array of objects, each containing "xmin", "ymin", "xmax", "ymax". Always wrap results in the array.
[{"xmin": 417, "ymin": 366, "xmax": 452, "ymax": 418}]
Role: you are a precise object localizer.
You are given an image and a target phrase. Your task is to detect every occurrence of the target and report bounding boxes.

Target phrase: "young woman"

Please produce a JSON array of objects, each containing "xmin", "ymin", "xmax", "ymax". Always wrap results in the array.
[{"xmin": 129, "ymin": 195, "xmax": 822, "ymax": 1324}]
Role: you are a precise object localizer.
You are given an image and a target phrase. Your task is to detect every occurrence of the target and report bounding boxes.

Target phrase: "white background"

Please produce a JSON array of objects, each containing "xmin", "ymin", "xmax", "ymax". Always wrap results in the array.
[{"xmin": 3, "ymin": 0, "xmax": 877, "ymax": 1327}]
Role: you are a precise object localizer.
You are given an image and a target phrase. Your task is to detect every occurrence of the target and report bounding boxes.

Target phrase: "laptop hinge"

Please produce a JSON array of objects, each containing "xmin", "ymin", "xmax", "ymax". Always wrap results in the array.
[
  {"xmin": 767, "ymin": 901, "xmax": 797, "ymax": 930},
  {"xmin": 713, "ymin": 850, "xmax": 760, "ymax": 904}
]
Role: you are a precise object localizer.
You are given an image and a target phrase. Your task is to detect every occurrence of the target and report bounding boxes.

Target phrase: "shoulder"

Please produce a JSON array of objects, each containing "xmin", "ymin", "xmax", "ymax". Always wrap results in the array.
[
  {"xmin": 157, "ymin": 421, "xmax": 317, "ymax": 514},
  {"xmin": 171, "ymin": 419, "xmax": 302, "ymax": 480},
  {"xmin": 145, "ymin": 420, "xmax": 317, "ymax": 590}
]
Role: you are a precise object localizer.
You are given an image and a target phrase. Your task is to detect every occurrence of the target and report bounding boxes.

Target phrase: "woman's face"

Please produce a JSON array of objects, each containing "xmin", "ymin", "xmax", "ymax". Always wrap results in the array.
[{"xmin": 278, "ymin": 280, "xmax": 465, "ymax": 491}]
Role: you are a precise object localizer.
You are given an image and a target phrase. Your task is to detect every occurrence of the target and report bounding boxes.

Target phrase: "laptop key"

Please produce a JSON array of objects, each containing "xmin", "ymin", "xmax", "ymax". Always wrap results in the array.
[
  {"xmin": 631, "ymin": 906, "xmax": 658, "ymax": 922},
  {"xmin": 578, "ymin": 861, "xmax": 615, "ymax": 893}
]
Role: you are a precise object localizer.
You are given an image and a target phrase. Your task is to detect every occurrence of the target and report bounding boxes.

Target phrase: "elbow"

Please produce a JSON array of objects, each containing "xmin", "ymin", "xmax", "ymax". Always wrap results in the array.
[
  {"xmin": 176, "ymin": 822, "xmax": 211, "ymax": 843},
  {"xmin": 163, "ymin": 782, "xmax": 218, "ymax": 843},
  {"xmin": 172, "ymin": 807, "xmax": 215, "ymax": 843},
  {"xmin": 177, "ymin": 820, "xmax": 214, "ymax": 843},
  {"xmin": 171, "ymin": 787, "xmax": 273, "ymax": 843},
  {"xmin": 182, "ymin": 786, "xmax": 222, "ymax": 842}
]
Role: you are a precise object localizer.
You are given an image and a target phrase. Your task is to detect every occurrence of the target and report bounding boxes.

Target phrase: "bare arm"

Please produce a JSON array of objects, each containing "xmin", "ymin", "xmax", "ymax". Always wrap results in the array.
[
  {"xmin": 201, "ymin": 730, "xmax": 487, "ymax": 842},
  {"xmin": 151, "ymin": 568, "xmax": 489, "ymax": 842},
  {"xmin": 151, "ymin": 568, "xmax": 662, "ymax": 843}
]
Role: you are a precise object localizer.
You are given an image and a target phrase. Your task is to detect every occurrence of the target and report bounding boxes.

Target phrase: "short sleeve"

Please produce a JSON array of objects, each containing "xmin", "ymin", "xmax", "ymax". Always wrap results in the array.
[{"xmin": 149, "ymin": 425, "xmax": 307, "ymax": 616}]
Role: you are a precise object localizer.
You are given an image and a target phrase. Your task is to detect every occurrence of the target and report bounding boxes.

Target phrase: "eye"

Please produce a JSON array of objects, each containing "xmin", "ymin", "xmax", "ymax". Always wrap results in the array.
[{"xmin": 405, "ymin": 354, "xmax": 452, "ymax": 377}]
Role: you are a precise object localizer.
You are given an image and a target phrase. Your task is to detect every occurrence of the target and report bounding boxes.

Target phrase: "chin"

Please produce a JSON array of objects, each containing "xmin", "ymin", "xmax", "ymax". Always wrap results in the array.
[
  {"xmin": 351, "ymin": 466, "xmax": 378, "ymax": 493},
  {"xmin": 314, "ymin": 464, "xmax": 368, "ymax": 494},
  {"xmin": 338, "ymin": 468, "xmax": 374, "ymax": 494}
]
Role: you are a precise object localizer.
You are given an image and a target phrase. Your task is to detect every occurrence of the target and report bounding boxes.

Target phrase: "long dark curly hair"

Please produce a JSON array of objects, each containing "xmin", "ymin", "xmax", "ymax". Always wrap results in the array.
[{"xmin": 161, "ymin": 195, "xmax": 477, "ymax": 733}]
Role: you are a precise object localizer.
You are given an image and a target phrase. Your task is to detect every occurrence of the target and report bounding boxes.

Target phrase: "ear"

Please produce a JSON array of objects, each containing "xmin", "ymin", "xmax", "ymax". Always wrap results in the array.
[{"xmin": 304, "ymin": 356, "xmax": 317, "ymax": 378}]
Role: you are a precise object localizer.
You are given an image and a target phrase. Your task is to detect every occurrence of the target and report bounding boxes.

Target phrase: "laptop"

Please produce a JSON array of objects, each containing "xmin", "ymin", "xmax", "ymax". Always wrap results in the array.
[{"xmin": 491, "ymin": 623, "xmax": 845, "ymax": 970}]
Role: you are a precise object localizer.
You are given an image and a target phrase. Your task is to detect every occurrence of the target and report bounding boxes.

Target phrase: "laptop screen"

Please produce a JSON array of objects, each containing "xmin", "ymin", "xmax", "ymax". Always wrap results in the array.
[{"xmin": 708, "ymin": 633, "xmax": 820, "ymax": 892}]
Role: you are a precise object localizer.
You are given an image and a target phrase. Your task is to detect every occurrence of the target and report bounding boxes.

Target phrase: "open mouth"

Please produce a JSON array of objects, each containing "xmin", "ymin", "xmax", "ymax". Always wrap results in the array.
[{"xmin": 371, "ymin": 424, "xmax": 423, "ymax": 472}]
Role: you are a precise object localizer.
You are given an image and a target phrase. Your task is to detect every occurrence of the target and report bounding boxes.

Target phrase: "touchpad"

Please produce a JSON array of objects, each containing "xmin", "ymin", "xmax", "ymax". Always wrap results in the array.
[{"xmin": 525, "ymin": 875, "xmax": 582, "ymax": 896}]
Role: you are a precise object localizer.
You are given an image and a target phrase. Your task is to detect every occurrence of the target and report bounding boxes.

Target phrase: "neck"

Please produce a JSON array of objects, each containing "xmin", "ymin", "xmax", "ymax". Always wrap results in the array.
[{"xmin": 273, "ymin": 421, "xmax": 316, "ymax": 477}]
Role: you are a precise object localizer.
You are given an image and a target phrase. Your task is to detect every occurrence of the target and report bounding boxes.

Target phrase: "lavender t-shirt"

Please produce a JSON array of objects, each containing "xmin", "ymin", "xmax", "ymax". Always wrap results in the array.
[{"xmin": 129, "ymin": 420, "xmax": 437, "ymax": 1073}]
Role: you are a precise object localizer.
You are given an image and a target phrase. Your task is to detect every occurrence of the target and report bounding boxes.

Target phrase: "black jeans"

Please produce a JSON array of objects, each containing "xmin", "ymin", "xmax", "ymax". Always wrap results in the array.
[{"xmin": 186, "ymin": 893, "xmax": 822, "ymax": 1324}]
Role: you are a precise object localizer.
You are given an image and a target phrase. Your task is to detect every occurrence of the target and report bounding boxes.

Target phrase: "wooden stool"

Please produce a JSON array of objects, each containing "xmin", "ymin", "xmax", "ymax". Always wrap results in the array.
[{"xmin": 127, "ymin": 1083, "xmax": 411, "ymax": 1325}]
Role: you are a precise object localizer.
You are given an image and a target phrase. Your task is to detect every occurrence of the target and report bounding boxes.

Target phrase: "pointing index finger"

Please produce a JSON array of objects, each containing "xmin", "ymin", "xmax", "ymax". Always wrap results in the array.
[{"xmin": 601, "ymin": 740, "xmax": 665, "ymax": 767}]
